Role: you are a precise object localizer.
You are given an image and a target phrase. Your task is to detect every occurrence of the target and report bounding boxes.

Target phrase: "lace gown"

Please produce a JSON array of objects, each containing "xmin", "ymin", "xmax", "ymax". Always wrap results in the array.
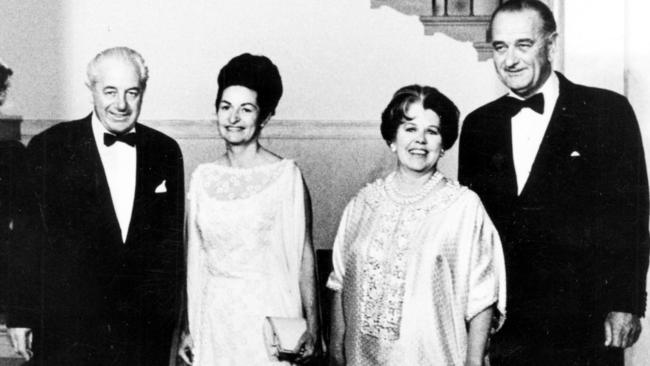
[
  {"xmin": 327, "ymin": 172, "xmax": 507, "ymax": 366},
  {"xmin": 187, "ymin": 159, "xmax": 306, "ymax": 366}
]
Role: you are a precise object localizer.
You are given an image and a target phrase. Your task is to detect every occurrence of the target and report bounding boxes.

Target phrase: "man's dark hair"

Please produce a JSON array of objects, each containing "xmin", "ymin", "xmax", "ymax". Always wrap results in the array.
[
  {"xmin": 0, "ymin": 62, "xmax": 13, "ymax": 95},
  {"xmin": 488, "ymin": 0, "xmax": 557, "ymax": 41}
]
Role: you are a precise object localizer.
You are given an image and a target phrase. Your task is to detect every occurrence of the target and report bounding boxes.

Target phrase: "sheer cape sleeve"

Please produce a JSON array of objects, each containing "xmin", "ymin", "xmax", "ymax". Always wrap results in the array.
[
  {"xmin": 326, "ymin": 188, "xmax": 369, "ymax": 292},
  {"xmin": 326, "ymin": 200, "xmax": 354, "ymax": 292},
  {"xmin": 186, "ymin": 166, "xmax": 208, "ymax": 344},
  {"xmin": 464, "ymin": 194, "xmax": 507, "ymax": 330},
  {"xmin": 280, "ymin": 162, "xmax": 307, "ymax": 314}
]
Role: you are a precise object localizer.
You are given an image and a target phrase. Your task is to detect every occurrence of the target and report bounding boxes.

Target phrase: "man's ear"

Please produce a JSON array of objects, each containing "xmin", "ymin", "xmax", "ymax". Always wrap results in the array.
[{"xmin": 546, "ymin": 32, "xmax": 559, "ymax": 62}]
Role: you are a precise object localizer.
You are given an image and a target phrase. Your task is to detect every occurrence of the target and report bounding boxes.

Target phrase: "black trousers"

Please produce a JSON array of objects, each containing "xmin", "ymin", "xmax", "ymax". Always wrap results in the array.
[
  {"xmin": 490, "ymin": 325, "xmax": 623, "ymax": 366},
  {"xmin": 26, "ymin": 321, "xmax": 173, "ymax": 366}
]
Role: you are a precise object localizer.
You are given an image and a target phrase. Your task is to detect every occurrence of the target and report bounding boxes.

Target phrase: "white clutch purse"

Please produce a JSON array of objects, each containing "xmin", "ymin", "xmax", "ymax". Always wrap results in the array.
[{"xmin": 263, "ymin": 316, "xmax": 307, "ymax": 362}]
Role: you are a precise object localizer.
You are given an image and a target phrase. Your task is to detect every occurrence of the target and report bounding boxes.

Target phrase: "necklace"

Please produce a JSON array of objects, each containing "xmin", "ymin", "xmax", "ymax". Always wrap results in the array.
[{"xmin": 385, "ymin": 171, "xmax": 443, "ymax": 205}]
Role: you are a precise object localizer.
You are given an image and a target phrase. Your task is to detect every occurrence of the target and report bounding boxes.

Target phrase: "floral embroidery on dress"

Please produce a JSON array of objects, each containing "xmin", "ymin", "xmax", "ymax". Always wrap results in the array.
[
  {"xmin": 356, "ymin": 173, "xmax": 464, "ymax": 341},
  {"xmin": 191, "ymin": 160, "xmax": 286, "ymax": 276},
  {"xmin": 186, "ymin": 158, "xmax": 306, "ymax": 365},
  {"xmin": 201, "ymin": 160, "xmax": 287, "ymax": 201}
]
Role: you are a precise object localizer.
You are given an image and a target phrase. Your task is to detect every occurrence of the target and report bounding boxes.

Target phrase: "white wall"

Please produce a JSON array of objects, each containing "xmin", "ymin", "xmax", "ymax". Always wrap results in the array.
[
  {"xmin": 0, "ymin": 0, "xmax": 510, "ymax": 182},
  {"xmin": 0, "ymin": 0, "xmax": 503, "ymax": 123},
  {"xmin": 0, "ymin": 0, "xmax": 507, "ymax": 252},
  {"xmin": 564, "ymin": 0, "xmax": 626, "ymax": 93},
  {"xmin": 0, "ymin": 0, "xmax": 68, "ymax": 118},
  {"xmin": 3, "ymin": 1, "xmax": 650, "ymax": 364}
]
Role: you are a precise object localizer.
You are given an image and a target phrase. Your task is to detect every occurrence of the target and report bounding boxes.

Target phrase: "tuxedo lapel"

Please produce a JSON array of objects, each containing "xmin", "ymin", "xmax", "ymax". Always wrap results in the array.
[
  {"xmin": 517, "ymin": 103, "xmax": 563, "ymax": 199},
  {"xmin": 125, "ymin": 127, "xmax": 145, "ymax": 244},
  {"xmin": 491, "ymin": 97, "xmax": 519, "ymax": 198},
  {"xmin": 518, "ymin": 73, "xmax": 581, "ymax": 201},
  {"xmin": 125, "ymin": 124, "xmax": 162, "ymax": 244},
  {"xmin": 77, "ymin": 116, "xmax": 124, "ymax": 246}
]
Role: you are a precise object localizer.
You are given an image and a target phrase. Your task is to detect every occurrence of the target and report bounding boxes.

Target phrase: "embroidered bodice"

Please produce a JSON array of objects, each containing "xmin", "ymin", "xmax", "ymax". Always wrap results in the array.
[
  {"xmin": 327, "ymin": 172, "xmax": 506, "ymax": 366},
  {"xmin": 186, "ymin": 159, "xmax": 306, "ymax": 365}
]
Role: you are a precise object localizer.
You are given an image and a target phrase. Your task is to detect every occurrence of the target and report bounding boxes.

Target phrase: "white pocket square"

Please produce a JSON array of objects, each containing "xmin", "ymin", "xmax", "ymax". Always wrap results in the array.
[
  {"xmin": 155, "ymin": 180, "xmax": 167, "ymax": 193},
  {"xmin": 570, "ymin": 151, "xmax": 581, "ymax": 157}
]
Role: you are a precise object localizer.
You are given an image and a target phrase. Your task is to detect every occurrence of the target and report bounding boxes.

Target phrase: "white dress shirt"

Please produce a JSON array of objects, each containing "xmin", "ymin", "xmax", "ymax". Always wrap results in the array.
[
  {"xmin": 91, "ymin": 114, "xmax": 137, "ymax": 242},
  {"xmin": 510, "ymin": 72, "xmax": 559, "ymax": 195}
]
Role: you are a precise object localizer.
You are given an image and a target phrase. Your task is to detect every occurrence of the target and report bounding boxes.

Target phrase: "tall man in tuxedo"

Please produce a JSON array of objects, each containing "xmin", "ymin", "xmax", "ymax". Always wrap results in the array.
[
  {"xmin": 6, "ymin": 47, "xmax": 185, "ymax": 365},
  {"xmin": 459, "ymin": 1, "xmax": 649, "ymax": 365}
]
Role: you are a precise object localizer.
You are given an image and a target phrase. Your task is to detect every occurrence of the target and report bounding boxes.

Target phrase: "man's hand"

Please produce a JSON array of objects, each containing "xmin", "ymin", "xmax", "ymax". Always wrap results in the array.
[
  {"xmin": 177, "ymin": 332, "xmax": 194, "ymax": 365},
  {"xmin": 604, "ymin": 311, "xmax": 642, "ymax": 348},
  {"xmin": 7, "ymin": 327, "xmax": 33, "ymax": 361}
]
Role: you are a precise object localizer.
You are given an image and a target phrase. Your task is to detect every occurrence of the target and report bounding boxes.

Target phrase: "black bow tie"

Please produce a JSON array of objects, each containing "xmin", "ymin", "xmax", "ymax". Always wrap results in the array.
[
  {"xmin": 505, "ymin": 93, "xmax": 545, "ymax": 115},
  {"xmin": 104, "ymin": 132, "xmax": 137, "ymax": 147}
]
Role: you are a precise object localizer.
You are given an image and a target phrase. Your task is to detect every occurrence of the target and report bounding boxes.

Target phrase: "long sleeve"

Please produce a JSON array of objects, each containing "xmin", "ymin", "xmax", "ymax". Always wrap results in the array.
[
  {"xmin": 7, "ymin": 136, "xmax": 45, "ymax": 328},
  {"xmin": 598, "ymin": 96, "xmax": 650, "ymax": 315},
  {"xmin": 466, "ymin": 198, "xmax": 507, "ymax": 329},
  {"xmin": 166, "ymin": 142, "xmax": 186, "ymax": 324},
  {"xmin": 326, "ymin": 200, "xmax": 355, "ymax": 292},
  {"xmin": 144, "ymin": 139, "xmax": 186, "ymax": 326},
  {"xmin": 186, "ymin": 168, "xmax": 208, "ymax": 342},
  {"xmin": 458, "ymin": 113, "xmax": 480, "ymax": 189},
  {"xmin": 282, "ymin": 164, "xmax": 306, "ymax": 306}
]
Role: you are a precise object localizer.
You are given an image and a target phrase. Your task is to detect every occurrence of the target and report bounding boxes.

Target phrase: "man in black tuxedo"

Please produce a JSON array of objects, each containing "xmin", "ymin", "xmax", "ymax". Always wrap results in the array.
[
  {"xmin": 459, "ymin": 1, "xmax": 649, "ymax": 365},
  {"xmin": 6, "ymin": 47, "xmax": 184, "ymax": 365}
]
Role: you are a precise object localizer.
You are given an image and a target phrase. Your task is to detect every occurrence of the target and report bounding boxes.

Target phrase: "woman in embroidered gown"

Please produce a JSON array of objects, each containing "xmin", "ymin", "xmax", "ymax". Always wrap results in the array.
[
  {"xmin": 328, "ymin": 85, "xmax": 506, "ymax": 366},
  {"xmin": 178, "ymin": 54, "xmax": 319, "ymax": 366}
]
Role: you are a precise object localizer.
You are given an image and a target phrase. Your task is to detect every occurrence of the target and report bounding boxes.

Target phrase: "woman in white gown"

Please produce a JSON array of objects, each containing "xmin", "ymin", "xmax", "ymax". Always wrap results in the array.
[
  {"xmin": 328, "ymin": 85, "xmax": 506, "ymax": 366},
  {"xmin": 178, "ymin": 54, "xmax": 319, "ymax": 366}
]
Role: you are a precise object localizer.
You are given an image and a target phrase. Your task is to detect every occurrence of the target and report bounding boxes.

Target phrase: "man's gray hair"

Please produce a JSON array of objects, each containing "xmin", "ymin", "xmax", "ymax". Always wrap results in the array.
[{"xmin": 86, "ymin": 47, "xmax": 149, "ymax": 89}]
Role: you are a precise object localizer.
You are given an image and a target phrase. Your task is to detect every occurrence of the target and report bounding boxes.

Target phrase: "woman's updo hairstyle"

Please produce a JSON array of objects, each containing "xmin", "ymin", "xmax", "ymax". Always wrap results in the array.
[{"xmin": 215, "ymin": 53, "xmax": 283, "ymax": 123}]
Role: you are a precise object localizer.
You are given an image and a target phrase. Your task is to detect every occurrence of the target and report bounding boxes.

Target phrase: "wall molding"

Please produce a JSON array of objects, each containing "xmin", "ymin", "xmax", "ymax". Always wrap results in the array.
[{"xmin": 20, "ymin": 119, "xmax": 385, "ymax": 142}]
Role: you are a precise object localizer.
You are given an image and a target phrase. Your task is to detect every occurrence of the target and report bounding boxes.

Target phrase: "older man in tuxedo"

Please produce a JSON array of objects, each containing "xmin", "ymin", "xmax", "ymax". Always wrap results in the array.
[
  {"xmin": 7, "ymin": 47, "xmax": 184, "ymax": 365},
  {"xmin": 459, "ymin": 1, "xmax": 649, "ymax": 365}
]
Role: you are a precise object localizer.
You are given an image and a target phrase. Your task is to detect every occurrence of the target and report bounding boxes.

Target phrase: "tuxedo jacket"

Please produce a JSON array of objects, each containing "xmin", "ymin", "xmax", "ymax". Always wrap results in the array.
[
  {"xmin": 459, "ymin": 73, "xmax": 649, "ymax": 347},
  {"xmin": 0, "ymin": 141, "xmax": 25, "ymax": 310},
  {"xmin": 7, "ymin": 115, "xmax": 185, "ymax": 365}
]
